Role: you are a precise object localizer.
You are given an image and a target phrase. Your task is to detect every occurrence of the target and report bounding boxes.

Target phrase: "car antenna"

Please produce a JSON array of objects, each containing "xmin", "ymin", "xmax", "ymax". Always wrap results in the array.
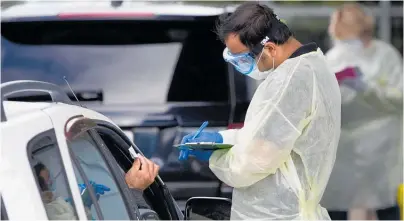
[{"xmin": 63, "ymin": 76, "xmax": 83, "ymax": 107}]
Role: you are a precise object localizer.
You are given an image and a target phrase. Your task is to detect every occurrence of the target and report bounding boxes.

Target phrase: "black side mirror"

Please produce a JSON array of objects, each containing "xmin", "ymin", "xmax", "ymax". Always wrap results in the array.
[{"xmin": 184, "ymin": 197, "xmax": 232, "ymax": 220}]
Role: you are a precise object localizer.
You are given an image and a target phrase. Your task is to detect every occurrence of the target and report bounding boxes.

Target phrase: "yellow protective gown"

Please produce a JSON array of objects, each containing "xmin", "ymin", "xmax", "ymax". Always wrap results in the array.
[
  {"xmin": 209, "ymin": 47, "xmax": 341, "ymax": 220},
  {"xmin": 321, "ymin": 39, "xmax": 403, "ymax": 210}
]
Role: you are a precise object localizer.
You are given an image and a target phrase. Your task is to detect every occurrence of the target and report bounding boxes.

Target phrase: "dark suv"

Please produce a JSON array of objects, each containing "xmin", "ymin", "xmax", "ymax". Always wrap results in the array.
[{"xmin": 1, "ymin": 2, "xmax": 251, "ymax": 207}]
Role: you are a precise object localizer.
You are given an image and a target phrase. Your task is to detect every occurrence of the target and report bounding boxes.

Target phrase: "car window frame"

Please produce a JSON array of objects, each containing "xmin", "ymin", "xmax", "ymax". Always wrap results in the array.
[
  {"xmin": 92, "ymin": 119, "xmax": 183, "ymax": 220},
  {"xmin": 64, "ymin": 117, "xmax": 140, "ymax": 220},
  {"xmin": 26, "ymin": 129, "xmax": 80, "ymax": 220}
]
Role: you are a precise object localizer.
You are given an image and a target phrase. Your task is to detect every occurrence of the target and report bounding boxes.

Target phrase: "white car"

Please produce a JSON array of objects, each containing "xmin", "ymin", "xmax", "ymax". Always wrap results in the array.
[{"xmin": 0, "ymin": 80, "xmax": 231, "ymax": 220}]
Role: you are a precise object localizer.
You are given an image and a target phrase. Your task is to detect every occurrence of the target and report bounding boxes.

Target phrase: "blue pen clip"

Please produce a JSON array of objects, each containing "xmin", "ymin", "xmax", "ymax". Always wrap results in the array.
[{"xmin": 192, "ymin": 121, "xmax": 209, "ymax": 140}]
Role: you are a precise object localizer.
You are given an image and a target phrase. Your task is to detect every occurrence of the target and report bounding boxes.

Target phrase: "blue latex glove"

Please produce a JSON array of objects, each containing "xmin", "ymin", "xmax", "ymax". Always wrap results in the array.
[
  {"xmin": 78, "ymin": 180, "xmax": 111, "ymax": 208},
  {"xmin": 178, "ymin": 132, "xmax": 223, "ymax": 161},
  {"xmin": 181, "ymin": 132, "xmax": 223, "ymax": 144}
]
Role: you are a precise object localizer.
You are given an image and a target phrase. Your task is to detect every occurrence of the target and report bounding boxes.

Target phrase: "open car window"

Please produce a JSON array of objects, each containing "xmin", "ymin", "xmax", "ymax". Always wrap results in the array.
[
  {"xmin": 65, "ymin": 116, "xmax": 137, "ymax": 220},
  {"xmin": 67, "ymin": 131, "xmax": 132, "ymax": 220}
]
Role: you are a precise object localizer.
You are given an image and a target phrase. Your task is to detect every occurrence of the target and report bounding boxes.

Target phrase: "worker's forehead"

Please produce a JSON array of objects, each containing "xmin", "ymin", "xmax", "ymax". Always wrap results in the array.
[{"xmin": 224, "ymin": 34, "xmax": 250, "ymax": 54}]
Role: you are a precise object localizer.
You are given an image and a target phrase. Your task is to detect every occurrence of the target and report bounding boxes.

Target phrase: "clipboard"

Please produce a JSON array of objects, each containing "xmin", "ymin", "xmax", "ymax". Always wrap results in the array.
[{"xmin": 174, "ymin": 142, "xmax": 233, "ymax": 151}]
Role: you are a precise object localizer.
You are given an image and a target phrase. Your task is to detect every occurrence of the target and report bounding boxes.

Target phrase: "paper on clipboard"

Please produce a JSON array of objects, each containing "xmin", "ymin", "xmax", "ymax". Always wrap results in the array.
[{"xmin": 174, "ymin": 142, "xmax": 233, "ymax": 151}]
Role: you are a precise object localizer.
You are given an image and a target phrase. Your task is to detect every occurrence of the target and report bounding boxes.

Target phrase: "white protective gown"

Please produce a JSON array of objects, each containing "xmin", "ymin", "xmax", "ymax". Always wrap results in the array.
[
  {"xmin": 44, "ymin": 197, "xmax": 78, "ymax": 220},
  {"xmin": 43, "ymin": 196, "xmax": 93, "ymax": 220},
  {"xmin": 209, "ymin": 45, "xmax": 342, "ymax": 220},
  {"xmin": 321, "ymin": 39, "xmax": 403, "ymax": 210}
]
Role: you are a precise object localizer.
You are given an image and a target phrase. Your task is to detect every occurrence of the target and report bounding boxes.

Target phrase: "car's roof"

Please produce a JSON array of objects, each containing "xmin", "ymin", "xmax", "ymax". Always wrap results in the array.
[
  {"xmin": 2, "ymin": 101, "xmax": 53, "ymax": 120},
  {"xmin": 1, "ymin": 1, "xmax": 233, "ymax": 20}
]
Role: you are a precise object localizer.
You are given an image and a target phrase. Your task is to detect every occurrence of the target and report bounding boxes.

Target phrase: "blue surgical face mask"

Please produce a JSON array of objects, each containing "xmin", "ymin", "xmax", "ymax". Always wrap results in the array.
[{"xmin": 48, "ymin": 178, "xmax": 56, "ymax": 191}]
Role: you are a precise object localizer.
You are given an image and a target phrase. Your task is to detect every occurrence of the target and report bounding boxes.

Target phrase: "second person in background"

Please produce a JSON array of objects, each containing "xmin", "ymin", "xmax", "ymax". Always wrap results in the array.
[
  {"xmin": 179, "ymin": 2, "xmax": 341, "ymax": 220},
  {"xmin": 321, "ymin": 3, "xmax": 403, "ymax": 220}
]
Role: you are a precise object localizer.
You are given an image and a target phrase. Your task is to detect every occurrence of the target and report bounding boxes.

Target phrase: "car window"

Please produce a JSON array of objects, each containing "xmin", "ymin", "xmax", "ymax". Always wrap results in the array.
[
  {"xmin": 94, "ymin": 124, "xmax": 180, "ymax": 220},
  {"xmin": 66, "ymin": 131, "xmax": 131, "ymax": 220},
  {"xmin": 28, "ymin": 130, "xmax": 79, "ymax": 220},
  {"xmin": 1, "ymin": 18, "xmax": 229, "ymax": 104}
]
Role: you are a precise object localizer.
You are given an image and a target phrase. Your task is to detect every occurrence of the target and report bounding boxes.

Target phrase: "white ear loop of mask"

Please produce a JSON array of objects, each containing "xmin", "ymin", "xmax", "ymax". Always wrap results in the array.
[{"xmin": 255, "ymin": 48, "xmax": 275, "ymax": 71}]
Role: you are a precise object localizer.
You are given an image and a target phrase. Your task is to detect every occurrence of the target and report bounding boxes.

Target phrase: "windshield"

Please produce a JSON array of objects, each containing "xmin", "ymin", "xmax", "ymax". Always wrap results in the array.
[{"xmin": 1, "ymin": 19, "xmax": 229, "ymax": 104}]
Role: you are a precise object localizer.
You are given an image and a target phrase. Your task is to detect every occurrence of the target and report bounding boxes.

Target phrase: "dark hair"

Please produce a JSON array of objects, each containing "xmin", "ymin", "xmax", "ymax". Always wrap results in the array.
[
  {"xmin": 34, "ymin": 162, "xmax": 48, "ymax": 191},
  {"xmin": 216, "ymin": 2, "xmax": 293, "ymax": 52}
]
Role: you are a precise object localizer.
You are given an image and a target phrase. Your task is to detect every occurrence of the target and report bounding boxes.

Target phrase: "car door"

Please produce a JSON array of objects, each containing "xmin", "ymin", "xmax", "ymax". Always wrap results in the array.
[
  {"xmin": 91, "ymin": 119, "xmax": 183, "ymax": 220},
  {"xmin": 64, "ymin": 116, "xmax": 138, "ymax": 220},
  {"xmin": 0, "ymin": 109, "xmax": 61, "ymax": 220},
  {"xmin": 42, "ymin": 106, "xmax": 143, "ymax": 220}
]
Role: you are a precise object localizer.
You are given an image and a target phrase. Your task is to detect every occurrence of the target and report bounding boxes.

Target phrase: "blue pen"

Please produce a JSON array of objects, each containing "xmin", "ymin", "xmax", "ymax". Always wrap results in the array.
[{"xmin": 192, "ymin": 121, "xmax": 209, "ymax": 140}]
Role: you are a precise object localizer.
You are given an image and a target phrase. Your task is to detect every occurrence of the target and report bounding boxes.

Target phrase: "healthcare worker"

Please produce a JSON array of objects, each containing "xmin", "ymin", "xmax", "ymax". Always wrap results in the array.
[
  {"xmin": 178, "ymin": 2, "xmax": 341, "ymax": 220},
  {"xmin": 320, "ymin": 3, "xmax": 403, "ymax": 220}
]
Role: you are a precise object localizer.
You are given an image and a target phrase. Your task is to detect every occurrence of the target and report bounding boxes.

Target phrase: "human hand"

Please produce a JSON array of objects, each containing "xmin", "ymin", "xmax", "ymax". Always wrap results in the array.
[
  {"xmin": 125, "ymin": 155, "xmax": 159, "ymax": 191},
  {"xmin": 178, "ymin": 147, "xmax": 213, "ymax": 161},
  {"xmin": 181, "ymin": 132, "xmax": 223, "ymax": 144},
  {"xmin": 78, "ymin": 181, "xmax": 110, "ymax": 208}
]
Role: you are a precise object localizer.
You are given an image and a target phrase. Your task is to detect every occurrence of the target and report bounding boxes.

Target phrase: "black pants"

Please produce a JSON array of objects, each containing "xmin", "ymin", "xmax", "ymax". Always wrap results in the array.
[{"xmin": 328, "ymin": 206, "xmax": 401, "ymax": 220}]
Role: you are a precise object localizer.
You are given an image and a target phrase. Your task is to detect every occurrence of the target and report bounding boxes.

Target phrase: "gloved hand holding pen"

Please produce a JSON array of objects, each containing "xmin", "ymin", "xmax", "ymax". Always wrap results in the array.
[
  {"xmin": 79, "ymin": 181, "xmax": 110, "ymax": 208},
  {"xmin": 178, "ymin": 121, "xmax": 223, "ymax": 161},
  {"xmin": 65, "ymin": 180, "xmax": 110, "ymax": 209}
]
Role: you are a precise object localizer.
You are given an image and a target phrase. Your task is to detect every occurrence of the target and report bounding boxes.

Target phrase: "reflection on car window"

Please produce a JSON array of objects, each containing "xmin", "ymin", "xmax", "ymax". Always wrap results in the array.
[
  {"xmin": 1, "ymin": 40, "xmax": 181, "ymax": 104},
  {"xmin": 187, "ymin": 201, "xmax": 231, "ymax": 220},
  {"xmin": 29, "ymin": 133, "xmax": 78, "ymax": 220},
  {"xmin": 1, "ymin": 19, "xmax": 229, "ymax": 103},
  {"xmin": 67, "ymin": 131, "xmax": 131, "ymax": 220}
]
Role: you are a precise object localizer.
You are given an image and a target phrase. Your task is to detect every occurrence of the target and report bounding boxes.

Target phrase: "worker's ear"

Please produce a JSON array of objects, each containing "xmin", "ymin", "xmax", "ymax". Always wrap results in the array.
[{"xmin": 263, "ymin": 42, "xmax": 277, "ymax": 58}]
